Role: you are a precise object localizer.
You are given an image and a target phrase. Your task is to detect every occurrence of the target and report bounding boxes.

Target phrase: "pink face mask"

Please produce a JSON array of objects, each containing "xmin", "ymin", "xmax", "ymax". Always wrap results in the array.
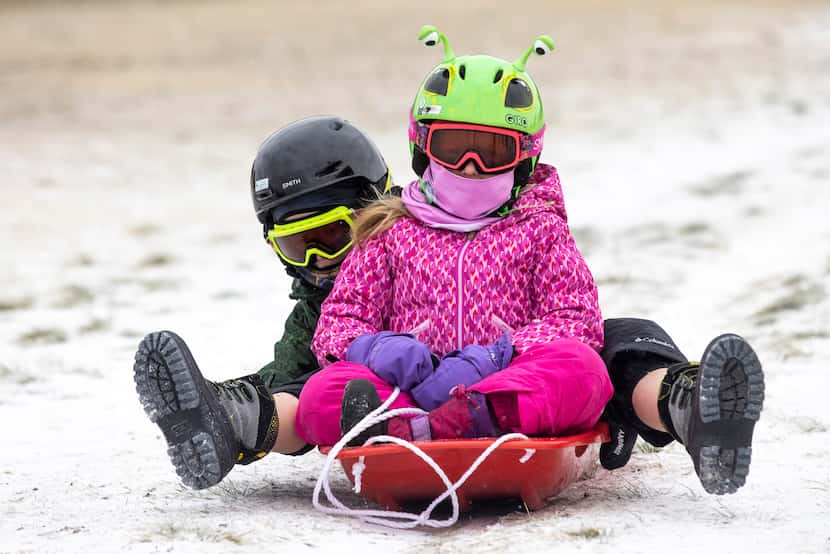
[{"xmin": 421, "ymin": 160, "xmax": 515, "ymax": 220}]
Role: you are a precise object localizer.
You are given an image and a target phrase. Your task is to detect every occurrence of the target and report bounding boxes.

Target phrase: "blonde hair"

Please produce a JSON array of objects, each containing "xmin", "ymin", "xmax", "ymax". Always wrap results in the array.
[{"xmin": 352, "ymin": 195, "xmax": 411, "ymax": 246}]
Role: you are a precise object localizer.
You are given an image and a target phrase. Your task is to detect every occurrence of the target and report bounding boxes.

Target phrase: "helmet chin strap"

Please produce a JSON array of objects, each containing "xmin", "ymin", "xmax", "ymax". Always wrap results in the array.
[
  {"xmin": 281, "ymin": 257, "xmax": 340, "ymax": 291},
  {"xmin": 296, "ymin": 262, "xmax": 341, "ymax": 291}
]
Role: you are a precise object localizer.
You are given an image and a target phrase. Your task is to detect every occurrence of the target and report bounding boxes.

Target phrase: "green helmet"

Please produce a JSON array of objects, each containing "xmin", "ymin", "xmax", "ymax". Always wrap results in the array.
[
  {"xmin": 411, "ymin": 26, "xmax": 553, "ymax": 133},
  {"xmin": 408, "ymin": 25, "xmax": 554, "ymax": 186}
]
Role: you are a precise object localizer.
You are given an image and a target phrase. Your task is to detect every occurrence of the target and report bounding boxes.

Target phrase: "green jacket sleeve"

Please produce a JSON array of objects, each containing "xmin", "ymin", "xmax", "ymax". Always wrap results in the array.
[{"xmin": 257, "ymin": 278, "xmax": 327, "ymax": 390}]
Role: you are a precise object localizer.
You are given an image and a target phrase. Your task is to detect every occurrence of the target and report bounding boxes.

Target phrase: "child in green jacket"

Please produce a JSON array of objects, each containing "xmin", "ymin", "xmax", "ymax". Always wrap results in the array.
[{"xmin": 134, "ymin": 115, "xmax": 392, "ymax": 486}]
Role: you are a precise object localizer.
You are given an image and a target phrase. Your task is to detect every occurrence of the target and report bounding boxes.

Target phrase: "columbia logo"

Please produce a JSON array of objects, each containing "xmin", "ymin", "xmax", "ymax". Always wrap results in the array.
[{"xmin": 634, "ymin": 336, "xmax": 676, "ymax": 350}]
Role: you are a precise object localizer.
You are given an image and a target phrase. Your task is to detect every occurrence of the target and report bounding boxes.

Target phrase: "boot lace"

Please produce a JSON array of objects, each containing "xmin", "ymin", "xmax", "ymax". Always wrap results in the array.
[
  {"xmin": 669, "ymin": 365, "xmax": 699, "ymax": 410},
  {"xmin": 212, "ymin": 379, "xmax": 254, "ymax": 405}
]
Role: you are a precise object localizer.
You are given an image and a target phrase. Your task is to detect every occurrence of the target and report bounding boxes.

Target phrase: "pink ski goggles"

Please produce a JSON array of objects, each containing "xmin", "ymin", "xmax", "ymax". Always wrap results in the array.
[{"xmin": 411, "ymin": 120, "xmax": 545, "ymax": 173}]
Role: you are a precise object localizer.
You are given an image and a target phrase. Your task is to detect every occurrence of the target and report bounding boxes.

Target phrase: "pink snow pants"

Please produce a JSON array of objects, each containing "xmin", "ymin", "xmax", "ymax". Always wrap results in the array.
[{"xmin": 296, "ymin": 339, "xmax": 613, "ymax": 447}]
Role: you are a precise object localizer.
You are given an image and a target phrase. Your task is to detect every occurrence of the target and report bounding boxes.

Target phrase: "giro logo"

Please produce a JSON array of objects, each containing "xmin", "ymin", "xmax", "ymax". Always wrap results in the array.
[{"xmin": 505, "ymin": 114, "xmax": 528, "ymax": 127}]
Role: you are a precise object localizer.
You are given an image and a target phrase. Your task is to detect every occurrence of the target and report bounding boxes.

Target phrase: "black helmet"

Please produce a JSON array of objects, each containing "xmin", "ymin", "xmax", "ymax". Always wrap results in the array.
[{"xmin": 251, "ymin": 116, "xmax": 390, "ymax": 226}]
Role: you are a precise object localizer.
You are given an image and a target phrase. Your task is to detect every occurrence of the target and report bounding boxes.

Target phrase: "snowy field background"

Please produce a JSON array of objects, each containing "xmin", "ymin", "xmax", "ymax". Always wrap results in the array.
[{"xmin": 1, "ymin": 1, "xmax": 828, "ymax": 552}]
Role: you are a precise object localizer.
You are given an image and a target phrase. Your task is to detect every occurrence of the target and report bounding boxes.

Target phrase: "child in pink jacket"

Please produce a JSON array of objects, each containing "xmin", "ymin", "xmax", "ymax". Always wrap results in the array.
[
  {"xmin": 295, "ymin": 30, "xmax": 613, "ymax": 446},
  {"xmin": 297, "ymin": 29, "xmax": 764, "ymax": 499}
]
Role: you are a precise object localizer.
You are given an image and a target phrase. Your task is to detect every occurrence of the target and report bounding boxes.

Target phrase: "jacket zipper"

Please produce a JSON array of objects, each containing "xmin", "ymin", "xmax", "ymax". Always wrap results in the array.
[{"xmin": 456, "ymin": 233, "xmax": 474, "ymax": 350}]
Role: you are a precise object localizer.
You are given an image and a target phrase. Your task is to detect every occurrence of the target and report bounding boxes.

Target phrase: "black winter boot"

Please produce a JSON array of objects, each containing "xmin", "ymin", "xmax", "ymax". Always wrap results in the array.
[
  {"xmin": 658, "ymin": 334, "xmax": 764, "ymax": 494},
  {"xmin": 340, "ymin": 379, "xmax": 389, "ymax": 446},
  {"xmin": 133, "ymin": 331, "xmax": 279, "ymax": 489}
]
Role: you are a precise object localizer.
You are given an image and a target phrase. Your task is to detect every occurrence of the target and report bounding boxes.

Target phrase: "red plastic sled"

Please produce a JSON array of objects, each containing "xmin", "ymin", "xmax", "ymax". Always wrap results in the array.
[{"xmin": 325, "ymin": 422, "xmax": 609, "ymax": 512}]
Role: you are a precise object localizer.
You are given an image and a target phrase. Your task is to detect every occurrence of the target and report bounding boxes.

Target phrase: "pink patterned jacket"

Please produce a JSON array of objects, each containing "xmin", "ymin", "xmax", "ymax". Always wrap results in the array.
[{"xmin": 311, "ymin": 164, "xmax": 603, "ymax": 365}]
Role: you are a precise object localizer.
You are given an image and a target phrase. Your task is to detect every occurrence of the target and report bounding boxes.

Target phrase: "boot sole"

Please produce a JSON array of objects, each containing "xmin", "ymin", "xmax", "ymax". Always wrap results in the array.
[
  {"xmin": 133, "ymin": 331, "xmax": 236, "ymax": 489},
  {"xmin": 341, "ymin": 379, "xmax": 386, "ymax": 447},
  {"xmin": 697, "ymin": 333, "xmax": 765, "ymax": 494}
]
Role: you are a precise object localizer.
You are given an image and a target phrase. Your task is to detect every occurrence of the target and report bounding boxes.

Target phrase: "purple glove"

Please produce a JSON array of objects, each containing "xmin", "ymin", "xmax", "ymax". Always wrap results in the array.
[
  {"xmin": 411, "ymin": 333, "xmax": 514, "ymax": 411},
  {"xmin": 345, "ymin": 331, "xmax": 437, "ymax": 391}
]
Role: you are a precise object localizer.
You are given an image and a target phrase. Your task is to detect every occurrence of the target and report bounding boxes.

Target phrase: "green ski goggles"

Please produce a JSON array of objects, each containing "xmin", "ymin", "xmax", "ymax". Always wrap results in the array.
[{"xmin": 266, "ymin": 206, "xmax": 355, "ymax": 267}]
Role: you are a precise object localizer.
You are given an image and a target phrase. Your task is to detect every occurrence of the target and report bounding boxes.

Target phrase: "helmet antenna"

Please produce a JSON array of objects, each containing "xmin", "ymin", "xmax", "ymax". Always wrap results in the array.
[
  {"xmin": 418, "ymin": 25, "xmax": 455, "ymax": 63},
  {"xmin": 513, "ymin": 35, "xmax": 554, "ymax": 72}
]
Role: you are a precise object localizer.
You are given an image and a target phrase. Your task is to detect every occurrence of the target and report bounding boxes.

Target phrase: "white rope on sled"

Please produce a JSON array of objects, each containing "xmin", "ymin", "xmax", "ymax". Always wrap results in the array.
[{"xmin": 312, "ymin": 387, "xmax": 532, "ymax": 529}]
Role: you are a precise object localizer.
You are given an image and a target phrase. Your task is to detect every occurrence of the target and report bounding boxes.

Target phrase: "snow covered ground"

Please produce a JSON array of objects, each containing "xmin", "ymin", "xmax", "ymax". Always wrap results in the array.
[{"xmin": 1, "ymin": 1, "xmax": 828, "ymax": 552}]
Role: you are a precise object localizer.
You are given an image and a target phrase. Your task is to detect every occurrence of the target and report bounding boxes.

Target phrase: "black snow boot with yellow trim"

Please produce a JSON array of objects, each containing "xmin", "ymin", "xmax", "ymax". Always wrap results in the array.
[
  {"xmin": 658, "ymin": 334, "xmax": 764, "ymax": 495},
  {"xmin": 134, "ymin": 331, "xmax": 279, "ymax": 489}
]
